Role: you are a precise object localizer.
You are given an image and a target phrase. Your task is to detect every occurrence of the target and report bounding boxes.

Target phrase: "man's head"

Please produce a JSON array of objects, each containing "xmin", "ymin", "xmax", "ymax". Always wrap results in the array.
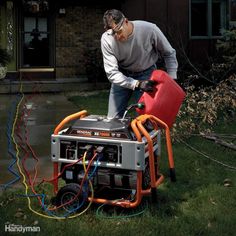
[{"xmin": 103, "ymin": 9, "xmax": 132, "ymax": 41}]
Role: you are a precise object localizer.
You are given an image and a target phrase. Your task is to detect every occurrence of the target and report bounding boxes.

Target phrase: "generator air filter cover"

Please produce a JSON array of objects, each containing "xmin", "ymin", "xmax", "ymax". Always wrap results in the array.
[{"xmin": 136, "ymin": 70, "xmax": 186, "ymax": 127}]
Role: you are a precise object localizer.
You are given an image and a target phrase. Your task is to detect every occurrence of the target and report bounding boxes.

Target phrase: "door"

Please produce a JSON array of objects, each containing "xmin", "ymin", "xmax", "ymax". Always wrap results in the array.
[
  {"xmin": 22, "ymin": 16, "xmax": 50, "ymax": 67},
  {"xmin": 20, "ymin": 2, "xmax": 54, "ymax": 70}
]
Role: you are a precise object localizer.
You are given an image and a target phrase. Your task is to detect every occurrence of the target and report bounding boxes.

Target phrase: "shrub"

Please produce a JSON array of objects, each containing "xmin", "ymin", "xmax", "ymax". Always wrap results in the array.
[
  {"xmin": 0, "ymin": 47, "xmax": 11, "ymax": 67},
  {"xmin": 173, "ymin": 74, "xmax": 236, "ymax": 138}
]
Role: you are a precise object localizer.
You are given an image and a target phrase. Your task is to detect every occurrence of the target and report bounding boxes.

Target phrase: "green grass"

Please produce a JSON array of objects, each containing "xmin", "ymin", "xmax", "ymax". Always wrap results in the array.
[
  {"xmin": 0, "ymin": 92, "xmax": 235, "ymax": 236},
  {"xmin": 67, "ymin": 91, "xmax": 109, "ymax": 115}
]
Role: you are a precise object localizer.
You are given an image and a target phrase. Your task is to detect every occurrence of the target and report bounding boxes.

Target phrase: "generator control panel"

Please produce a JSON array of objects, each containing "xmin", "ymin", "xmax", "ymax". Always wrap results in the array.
[{"xmin": 51, "ymin": 115, "xmax": 160, "ymax": 171}]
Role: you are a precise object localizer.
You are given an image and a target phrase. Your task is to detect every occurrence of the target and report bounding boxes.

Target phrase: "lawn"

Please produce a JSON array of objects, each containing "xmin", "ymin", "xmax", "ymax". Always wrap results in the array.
[{"xmin": 0, "ymin": 91, "xmax": 235, "ymax": 236}]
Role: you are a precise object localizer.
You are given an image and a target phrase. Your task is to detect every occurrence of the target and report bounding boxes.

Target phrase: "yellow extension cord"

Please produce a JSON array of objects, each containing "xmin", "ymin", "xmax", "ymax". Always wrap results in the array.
[{"xmin": 13, "ymin": 82, "xmax": 94, "ymax": 220}]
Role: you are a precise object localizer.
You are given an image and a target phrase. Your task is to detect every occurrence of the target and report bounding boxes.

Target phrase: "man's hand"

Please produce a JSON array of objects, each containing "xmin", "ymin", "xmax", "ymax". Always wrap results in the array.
[{"xmin": 136, "ymin": 80, "xmax": 157, "ymax": 92}]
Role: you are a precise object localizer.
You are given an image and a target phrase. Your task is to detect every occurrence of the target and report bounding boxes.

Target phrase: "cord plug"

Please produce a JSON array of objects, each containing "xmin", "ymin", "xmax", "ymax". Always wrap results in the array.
[{"xmin": 96, "ymin": 146, "xmax": 104, "ymax": 153}]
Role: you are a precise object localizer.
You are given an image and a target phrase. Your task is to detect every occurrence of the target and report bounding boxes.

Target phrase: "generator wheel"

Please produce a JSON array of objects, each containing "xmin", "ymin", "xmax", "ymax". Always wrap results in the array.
[{"xmin": 55, "ymin": 183, "xmax": 86, "ymax": 212}]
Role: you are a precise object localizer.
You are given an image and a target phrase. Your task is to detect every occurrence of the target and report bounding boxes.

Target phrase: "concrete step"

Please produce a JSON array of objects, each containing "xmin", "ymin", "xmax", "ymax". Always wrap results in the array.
[{"xmin": 0, "ymin": 78, "xmax": 110, "ymax": 94}]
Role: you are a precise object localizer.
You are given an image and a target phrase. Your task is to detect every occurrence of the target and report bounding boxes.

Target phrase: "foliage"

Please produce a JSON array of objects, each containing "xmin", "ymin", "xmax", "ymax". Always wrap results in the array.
[
  {"xmin": 177, "ymin": 29, "xmax": 236, "ymax": 87},
  {"xmin": 173, "ymin": 75, "xmax": 236, "ymax": 138},
  {"xmin": 216, "ymin": 29, "xmax": 236, "ymax": 64},
  {"xmin": 0, "ymin": 47, "xmax": 11, "ymax": 67}
]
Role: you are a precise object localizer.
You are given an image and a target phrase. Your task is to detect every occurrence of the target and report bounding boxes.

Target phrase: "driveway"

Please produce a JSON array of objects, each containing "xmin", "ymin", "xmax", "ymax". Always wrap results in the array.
[{"xmin": 0, "ymin": 93, "xmax": 78, "ymax": 188}]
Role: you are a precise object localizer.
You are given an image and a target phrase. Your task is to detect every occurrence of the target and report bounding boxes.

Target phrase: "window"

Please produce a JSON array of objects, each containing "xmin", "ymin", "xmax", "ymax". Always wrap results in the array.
[
  {"xmin": 231, "ymin": 0, "xmax": 236, "ymax": 21},
  {"xmin": 190, "ymin": 0, "xmax": 227, "ymax": 38},
  {"xmin": 22, "ymin": 16, "xmax": 50, "ymax": 67}
]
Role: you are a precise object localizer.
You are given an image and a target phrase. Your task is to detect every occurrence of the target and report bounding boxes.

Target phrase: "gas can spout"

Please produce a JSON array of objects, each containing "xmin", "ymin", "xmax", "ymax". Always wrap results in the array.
[{"xmin": 121, "ymin": 103, "xmax": 145, "ymax": 121}]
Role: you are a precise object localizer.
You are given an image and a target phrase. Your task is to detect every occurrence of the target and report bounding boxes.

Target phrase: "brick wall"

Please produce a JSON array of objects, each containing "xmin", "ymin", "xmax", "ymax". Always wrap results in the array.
[{"xmin": 55, "ymin": 6, "xmax": 105, "ymax": 78}]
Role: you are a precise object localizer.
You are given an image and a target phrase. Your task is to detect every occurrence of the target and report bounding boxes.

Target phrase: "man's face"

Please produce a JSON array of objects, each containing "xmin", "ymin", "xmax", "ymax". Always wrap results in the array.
[{"xmin": 111, "ymin": 18, "xmax": 130, "ymax": 42}]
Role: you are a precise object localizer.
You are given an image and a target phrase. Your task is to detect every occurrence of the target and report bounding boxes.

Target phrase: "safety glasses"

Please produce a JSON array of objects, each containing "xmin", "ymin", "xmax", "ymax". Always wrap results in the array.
[{"xmin": 107, "ymin": 17, "xmax": 125, "ymax": 36}]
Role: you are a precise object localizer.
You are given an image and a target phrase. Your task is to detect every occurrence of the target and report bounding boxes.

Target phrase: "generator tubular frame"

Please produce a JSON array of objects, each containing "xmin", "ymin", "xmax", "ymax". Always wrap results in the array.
[{"xmin": 52, "ymin": 110, "xmax": 175, "ymax": 208}]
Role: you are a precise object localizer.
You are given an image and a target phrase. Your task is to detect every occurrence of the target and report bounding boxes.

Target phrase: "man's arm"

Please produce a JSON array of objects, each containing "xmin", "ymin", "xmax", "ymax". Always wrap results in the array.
[
  {"xmin": 101, "ymin": 34, "xmax": 137, "ymax": 89},
  {"xmin": 152, "ymin": 25, "xmax": 178, "ymax": 79}
]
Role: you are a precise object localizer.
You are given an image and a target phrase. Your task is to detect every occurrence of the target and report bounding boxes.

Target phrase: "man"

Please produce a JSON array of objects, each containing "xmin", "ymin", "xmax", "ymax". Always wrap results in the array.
[{"xmin": 101, "ymin": 9, "xmax": 178, "ymax": 119}]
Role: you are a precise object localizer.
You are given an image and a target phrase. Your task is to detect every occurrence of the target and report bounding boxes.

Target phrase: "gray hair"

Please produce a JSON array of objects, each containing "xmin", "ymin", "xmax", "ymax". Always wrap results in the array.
[{"xmin": 103, "ymin": 9, "xmax": 125, "ymax": 30}]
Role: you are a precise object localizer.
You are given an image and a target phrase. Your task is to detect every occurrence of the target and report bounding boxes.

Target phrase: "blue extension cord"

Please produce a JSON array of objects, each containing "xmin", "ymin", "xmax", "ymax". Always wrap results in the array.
[{"xmin": 0, "ymin": 94, "xmax": 22, "ymax": 190}]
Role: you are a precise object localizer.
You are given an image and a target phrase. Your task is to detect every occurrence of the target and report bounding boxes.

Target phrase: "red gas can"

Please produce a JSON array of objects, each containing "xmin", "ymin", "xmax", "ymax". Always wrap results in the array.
[{"xmin": 136, "ymin": 70, "xmax": 186, "ymax": 127}]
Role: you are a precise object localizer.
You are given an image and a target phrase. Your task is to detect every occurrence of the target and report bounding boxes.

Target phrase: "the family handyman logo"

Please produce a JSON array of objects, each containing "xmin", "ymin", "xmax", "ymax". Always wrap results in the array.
[{"xmin": 5, "ymin": 223, "xmax": 40, "ymax": 233}]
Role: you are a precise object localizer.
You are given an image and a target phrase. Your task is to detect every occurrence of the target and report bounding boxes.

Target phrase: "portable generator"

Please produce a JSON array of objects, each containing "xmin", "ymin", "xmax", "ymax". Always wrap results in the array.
[
  {"xmin": 50, "ymin": 70, "xmax": 186, "ymax": 211},
  {"xmin": 51, "ymin": 108, "xmax": 176, "ymax": 209}
]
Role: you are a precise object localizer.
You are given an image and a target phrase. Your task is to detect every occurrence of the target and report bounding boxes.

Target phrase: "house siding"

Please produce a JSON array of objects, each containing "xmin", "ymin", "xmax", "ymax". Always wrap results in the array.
[
  {"xmin": 55, "ymin": 6, "xmax": 105, "ymax": 78},
  {"xmin": 1, "ymin": 0, "xmax": 235, "ymax": 81},
  {"xmin": 122, "ymin": 0, "xmax": 190, "ymax": 63}
]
